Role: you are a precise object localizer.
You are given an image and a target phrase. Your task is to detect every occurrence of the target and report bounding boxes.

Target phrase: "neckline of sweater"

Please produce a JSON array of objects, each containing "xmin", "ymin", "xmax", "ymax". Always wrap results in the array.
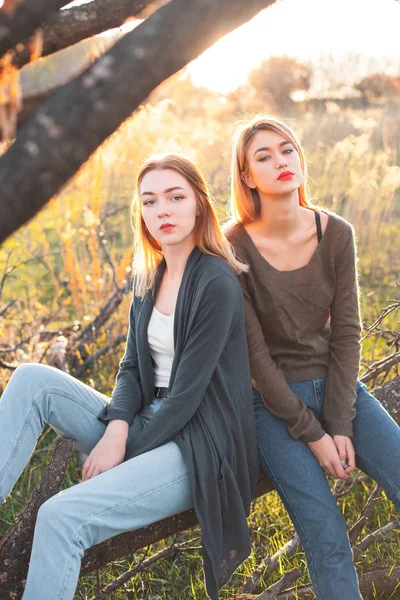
[{"xmin": 238, "ymin": 211, "xmax": 333, "ymax": 275}]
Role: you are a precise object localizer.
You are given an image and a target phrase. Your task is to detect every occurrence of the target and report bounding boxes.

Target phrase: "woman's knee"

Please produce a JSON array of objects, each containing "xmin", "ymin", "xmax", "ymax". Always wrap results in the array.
[
  {"xmin": 9, "ymin": 363, "xmax": 60, "ymax": 392},
  {"xmin": 36, "ymin": 495, "xmax": 62, "ymax": 531}
]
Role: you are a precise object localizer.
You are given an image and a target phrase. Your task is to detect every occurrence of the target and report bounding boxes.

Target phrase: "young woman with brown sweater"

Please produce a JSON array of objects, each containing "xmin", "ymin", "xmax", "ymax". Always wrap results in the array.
[{"xmin": 225, "ymin": 115, "xmax": 400, "ymax": 600}]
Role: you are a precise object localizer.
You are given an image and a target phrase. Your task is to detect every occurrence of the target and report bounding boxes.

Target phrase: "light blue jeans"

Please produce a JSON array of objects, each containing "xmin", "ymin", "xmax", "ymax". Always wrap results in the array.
[
  {"xmin": 0, "ymin": 364, "xmax": 193, "ymax": 600},
  {"xmin": 254, "ymin": 378, "xmax": 400, "ymax": 600}
]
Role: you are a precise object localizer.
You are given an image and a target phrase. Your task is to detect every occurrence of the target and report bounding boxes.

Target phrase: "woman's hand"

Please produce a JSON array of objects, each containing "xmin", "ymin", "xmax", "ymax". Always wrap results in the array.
[
  {"xmin": 307, "ymin": 433, "xmax": 350, "ymax": 480},
  {"xmin": 82, "ymin": 420, "xmax": 129, "ymax": 481},
  {"xmin": 333, "ymin": 435, "xmax": 356, "ymax": 476}
]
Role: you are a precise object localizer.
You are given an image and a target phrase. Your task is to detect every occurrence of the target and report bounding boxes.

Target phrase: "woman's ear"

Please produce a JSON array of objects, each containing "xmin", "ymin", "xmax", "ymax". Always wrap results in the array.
[{"xmin": 242, "ymin": 172, "xmax": 256, "ymax": 189}]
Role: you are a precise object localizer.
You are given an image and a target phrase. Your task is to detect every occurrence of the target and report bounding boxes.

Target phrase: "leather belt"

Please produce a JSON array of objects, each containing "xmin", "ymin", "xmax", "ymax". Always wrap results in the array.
[{"xmin": 154, "ymin": 386, "xmax": 169, "ymax": 399}]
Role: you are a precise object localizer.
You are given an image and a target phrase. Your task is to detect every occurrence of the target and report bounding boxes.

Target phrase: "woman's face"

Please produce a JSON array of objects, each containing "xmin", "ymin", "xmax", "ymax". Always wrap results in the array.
[
  {"xmin": 244, "ymin": 129, "xmax": 303, "ymax": 197},
  {"xmin": 139, "ymin": 168, "xmax": 198, "ymax": 249}
]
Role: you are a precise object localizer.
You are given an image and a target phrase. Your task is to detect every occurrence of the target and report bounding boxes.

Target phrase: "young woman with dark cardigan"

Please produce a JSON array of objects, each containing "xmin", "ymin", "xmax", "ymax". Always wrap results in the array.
[
  {"xmin": 225, "ymin": 115, "xmax": 400, "ymax": 600},
  {"xmin": 0, "ymin": 154, "xmax": 258, "ymax": 600}
]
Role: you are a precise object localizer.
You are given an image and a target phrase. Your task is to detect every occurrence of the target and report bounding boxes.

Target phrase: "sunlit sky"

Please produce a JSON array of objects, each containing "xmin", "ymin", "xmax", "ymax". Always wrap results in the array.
[
  {"xmin": 187, "ymin": 0, "xmax": 400, "ymax": 93},
  {"xmin": 2, "ymin": 0, "xmax": 399, "ymax": 94}
]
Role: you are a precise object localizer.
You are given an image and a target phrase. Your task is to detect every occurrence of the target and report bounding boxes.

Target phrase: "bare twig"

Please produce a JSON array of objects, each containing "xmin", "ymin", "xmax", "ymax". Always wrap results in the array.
[
  {"xmin": 348, "ymin": 485, "xmax": 381, "ymax": 544},
  {"xmin": 239, "ymin": 535, "xmax": 300, "ymax": 594},
  {"xmin": 253, "ymin": 568, "xmax": 302, "ymax": 600},
  {"xmin": 353, "ymin": 519, "xmax": 400, "ymax": 556},
  {"xmin": 97, "ymin": 226, "xmax": 121, "ymax": 292},
  {"xmin": 88, "ymin": 542, "xmax": 190, "ymax": 600},
  {"xmin": 0, "ymin": 297, "xmax": 17, "ymax": 317},
  {"xmin": 71, "ymin": 335, "xmax": 126, "ymax": 378},
  {"xmin": 333, "ymin": 470, "xmax": 364, "ymax": 498},
  {"xmin": 70, "ymin": 288, "xmax": 127, "ymax": 368},
  {"xmin": 360, "ymin": 352, "xmax": 400, "ymax": 384},
  {"xmin": 362, "ymin": 301, "xmax": 400, "ymax": 342}
]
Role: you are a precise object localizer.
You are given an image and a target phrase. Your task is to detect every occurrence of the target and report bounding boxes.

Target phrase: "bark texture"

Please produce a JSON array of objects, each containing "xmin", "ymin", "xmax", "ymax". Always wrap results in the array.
[
  {"xmin": 0, "ymin": 0, "xmax": 277, "ymax": 246},
  {"xmin": 0, "ymin": 437, "xmax": 75, "ymax": 599},
  {"xmin": 11, "ymin": 0, "xmax": 159, "ymax": 69},
  {"xmin": 0, "ymin": 0, "xmax": 69, "ymax": 58}
]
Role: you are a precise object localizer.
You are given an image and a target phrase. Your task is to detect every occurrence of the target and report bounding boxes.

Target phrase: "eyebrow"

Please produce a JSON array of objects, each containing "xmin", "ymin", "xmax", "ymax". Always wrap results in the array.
[
  {"xmin": 141, "ymin": 186, "xmax": 186, "ymax": 197},
  {"xmin": 254, "ymin": 141, "xmax": 293, "ymax": 156}
]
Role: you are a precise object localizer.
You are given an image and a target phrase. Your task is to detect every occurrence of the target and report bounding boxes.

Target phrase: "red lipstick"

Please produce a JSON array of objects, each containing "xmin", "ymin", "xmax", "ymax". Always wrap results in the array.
[
  {"xmin": 277, "ymin": 171, "xmax": 294, "ymax": 181},
  {"xmin": 159, "ymin": 223, "xmax": 176, "ymax": 232}
]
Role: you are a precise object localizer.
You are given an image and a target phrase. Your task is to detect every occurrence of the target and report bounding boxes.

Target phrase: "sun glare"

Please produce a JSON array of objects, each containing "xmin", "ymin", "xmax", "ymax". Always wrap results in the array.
[{"xmin": 187, "ymin": 0, "xmax": 400, "ymax": 93}]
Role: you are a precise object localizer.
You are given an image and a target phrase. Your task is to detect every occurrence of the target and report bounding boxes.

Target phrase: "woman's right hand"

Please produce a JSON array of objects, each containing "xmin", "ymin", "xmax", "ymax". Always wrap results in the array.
[
  {"xmin": 307, "ymin": 433, "xmax": 349, "ymax": 480},
  {"xmin": 82, "ymin": 420, "xmax": 129, "ymax": 482}
]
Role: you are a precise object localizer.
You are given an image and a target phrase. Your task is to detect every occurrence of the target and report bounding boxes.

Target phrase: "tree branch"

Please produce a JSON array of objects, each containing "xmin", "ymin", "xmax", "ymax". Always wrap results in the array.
[
  {"xmin": 12, "ymin": 0, "xmax": 159, "ymax": 70},
  {"xmin": 0, "ymin": 0, "xmax": 277, "ymax": 246},
  {"xmin": 239, "ymin": 534, "xmax": 300, "ymax": 595},
  {"xmin": 348, "ymin": 485, "xmax": 381, "ymax": 544},
  {"xmin": 0, "ymin": 0, "xmax": 69, "ymax": 58},
  {"xmin": 360, "ymin": 352, "xmax": 400, "ymax": 384}
]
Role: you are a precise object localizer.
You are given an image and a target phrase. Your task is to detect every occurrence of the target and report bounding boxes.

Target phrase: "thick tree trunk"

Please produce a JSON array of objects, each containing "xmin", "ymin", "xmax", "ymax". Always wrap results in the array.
[{"xmin": 0, "ymin": 0, "xmax": 277, "ymax": 246}]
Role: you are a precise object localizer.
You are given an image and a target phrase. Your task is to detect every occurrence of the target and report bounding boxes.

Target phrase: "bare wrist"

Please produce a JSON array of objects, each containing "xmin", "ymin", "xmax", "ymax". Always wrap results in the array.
[{"xmin": 106, "ymin": 419, "xmax": 129, "ymax": 441}]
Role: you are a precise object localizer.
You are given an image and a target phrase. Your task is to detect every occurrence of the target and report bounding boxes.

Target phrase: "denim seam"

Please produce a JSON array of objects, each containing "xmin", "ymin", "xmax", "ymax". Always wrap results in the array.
[
  {"xmin": 57, "ymin": 472, "xmax": 191, "ymax": 599},
  {"xmin": 256, "ymin": 441, "xmax": 322, "ymax": 598}
]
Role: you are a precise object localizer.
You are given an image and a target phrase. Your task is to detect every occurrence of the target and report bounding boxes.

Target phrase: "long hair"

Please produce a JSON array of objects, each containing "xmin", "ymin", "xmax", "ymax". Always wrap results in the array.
[
  {"xmin": 229, "ymin": 114, "xmax": 312, "ymax": 224},
  {"xmin": 132, "ymin": 153, "xmax": 247, "ymax": 296}
]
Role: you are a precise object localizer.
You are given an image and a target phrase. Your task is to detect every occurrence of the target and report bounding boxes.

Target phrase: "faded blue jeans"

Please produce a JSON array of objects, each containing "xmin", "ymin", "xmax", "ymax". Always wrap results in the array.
[
  {"xmin": 254, "ymin": 378, "xmax": 400, "ymax": 600},
  {"xmin": 0, "ymin": 363, "xmax": 193, "ymax": 600}
]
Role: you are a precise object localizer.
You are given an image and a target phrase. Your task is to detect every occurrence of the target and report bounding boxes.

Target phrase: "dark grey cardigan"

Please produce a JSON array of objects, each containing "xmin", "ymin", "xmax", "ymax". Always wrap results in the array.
[{"xmin": 98, "ymin": 247, "xmax": 259, "ymax": 599}]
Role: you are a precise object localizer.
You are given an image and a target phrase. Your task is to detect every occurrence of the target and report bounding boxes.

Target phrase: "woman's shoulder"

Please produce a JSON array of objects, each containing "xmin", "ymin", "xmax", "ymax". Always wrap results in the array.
[
  {"xmin": 195, "ymin": 254, "xmax": 242, "ymax": 296},
  {"xmin": 224, "ymin": 221, "xmax": 245, "ymax": 246},
  {"xmin": 320, "ymin": 209, "xmax": 355, "ymax": 245}
]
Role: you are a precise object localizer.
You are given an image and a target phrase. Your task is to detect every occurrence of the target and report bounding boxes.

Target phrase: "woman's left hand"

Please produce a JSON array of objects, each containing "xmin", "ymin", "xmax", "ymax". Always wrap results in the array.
[{"xmin": 333, "ymin": 435, "xmax": 356, "ymax": 475}]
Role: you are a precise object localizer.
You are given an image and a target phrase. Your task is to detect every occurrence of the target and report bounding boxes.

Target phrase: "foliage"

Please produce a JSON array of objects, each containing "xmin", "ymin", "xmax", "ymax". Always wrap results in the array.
[
  {"xmin": 355, "ymin": 72, "xmax": 400, "ymax": 102},
  {"xmin": 247, "ymin": 55, "xmax": 312, "ymax": 112}
]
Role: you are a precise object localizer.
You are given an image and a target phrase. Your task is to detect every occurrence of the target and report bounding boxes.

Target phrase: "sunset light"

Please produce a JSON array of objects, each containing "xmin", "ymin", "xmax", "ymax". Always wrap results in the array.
[{"xmin": 187, "ymin": 0, "xmax": 400, "ymax": 93}]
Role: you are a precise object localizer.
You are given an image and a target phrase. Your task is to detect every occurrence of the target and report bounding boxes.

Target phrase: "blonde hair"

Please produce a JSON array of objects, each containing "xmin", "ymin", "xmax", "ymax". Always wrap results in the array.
[
  {"xmin": 229, "ymin": 114, "xmax": 312, "ymax": 224},
  {"xmin": 132, "ymin": 153, "xmax": 247, "ymax": 296}
]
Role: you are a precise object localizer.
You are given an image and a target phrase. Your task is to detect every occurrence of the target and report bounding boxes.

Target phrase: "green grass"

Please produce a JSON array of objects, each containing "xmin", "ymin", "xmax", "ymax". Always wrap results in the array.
[{"xmin": 1, "ymin": 434, "xmax": 399, "ymax": 599}]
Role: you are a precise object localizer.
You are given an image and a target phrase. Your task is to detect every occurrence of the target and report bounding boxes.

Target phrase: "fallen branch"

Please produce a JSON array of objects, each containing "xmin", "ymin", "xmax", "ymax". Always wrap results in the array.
[
  {"xmin": 272, "ymin": 566, "xmax": 400, "ymax": 599},
  {"xmin": 88, "ymin": 541, "xmax": 192, "ymax": 600},
  {"xmin": 348, "ymin": 485, "xmax": 381, "ymax": 544},
  {"xmin": 360, "ymin": 352, "xmax": 400, "ymax": 384},
  {"xmin": 0, "ymin": 437, "xmax": 75, "ymax": 598},
  {"xmin": 353, "ymin": 519, "xmax": 400, "ymax": 556},
  {"xmin": 254, "ymin": 567, "xmax": 302, "ymax": 600},
  {"xmin": 238, "ymin": 534, "xmax": 300, "ymax": 595}
]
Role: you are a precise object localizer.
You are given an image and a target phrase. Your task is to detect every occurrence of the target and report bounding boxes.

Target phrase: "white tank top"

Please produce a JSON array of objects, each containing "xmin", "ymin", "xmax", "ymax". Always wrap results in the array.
[{"xmin": 147, "ymin": 306, "xmax": 175, "ymax": 387}]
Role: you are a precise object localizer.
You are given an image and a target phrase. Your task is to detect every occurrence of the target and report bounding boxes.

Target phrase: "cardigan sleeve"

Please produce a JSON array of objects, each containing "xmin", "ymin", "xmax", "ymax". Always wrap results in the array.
[
  {"xmin": 126, "ymin": 273, "xmax": 240, "ymax": 456},
  {"xmin": 323, "ymin": 226, "xmax": 361, "ymax": 437},
  {"xmin": 240, "ymin": 273, "xmax": 325, "ymax": 443},
  {"xmin": 98, "ymin": 297, "xmax": 143, "ymax": 426}
]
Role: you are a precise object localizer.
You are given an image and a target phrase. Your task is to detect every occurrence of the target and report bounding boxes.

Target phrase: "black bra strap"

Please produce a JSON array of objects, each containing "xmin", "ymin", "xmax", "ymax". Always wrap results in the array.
[{"xmin": 314, "ymin": 210, "xmax": 322, "ymax": 243}]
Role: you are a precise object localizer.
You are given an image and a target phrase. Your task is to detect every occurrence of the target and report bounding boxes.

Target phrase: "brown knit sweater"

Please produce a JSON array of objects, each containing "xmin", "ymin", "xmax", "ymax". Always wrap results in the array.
[{"xmin": 226, "ymin": 211, "xmax": 362, "ymax": 443}]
